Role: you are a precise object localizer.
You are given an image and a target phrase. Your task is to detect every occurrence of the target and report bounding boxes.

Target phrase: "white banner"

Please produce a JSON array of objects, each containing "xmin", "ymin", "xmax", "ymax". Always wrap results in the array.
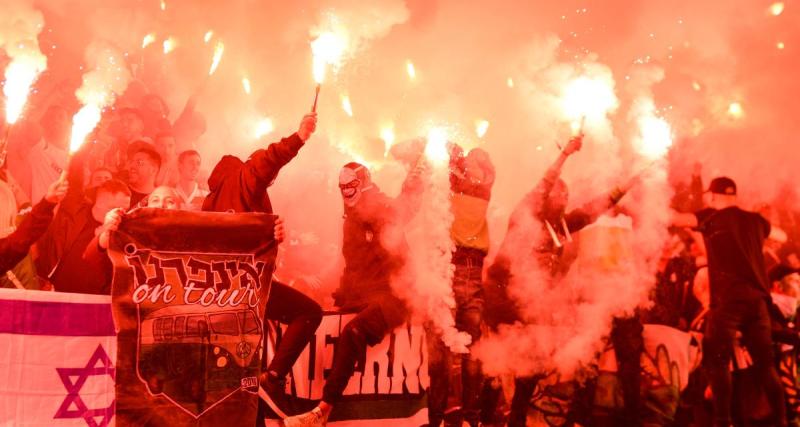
[{"xmin": 0, "ymin": 289, "xmax": 116, "ymax": 427}]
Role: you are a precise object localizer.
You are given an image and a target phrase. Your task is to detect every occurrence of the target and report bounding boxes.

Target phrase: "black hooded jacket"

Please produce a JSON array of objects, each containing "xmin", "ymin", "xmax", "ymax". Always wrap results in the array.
[{"xmin": 334, "ymin": 171, "xmax": 422, "ymax": 309}]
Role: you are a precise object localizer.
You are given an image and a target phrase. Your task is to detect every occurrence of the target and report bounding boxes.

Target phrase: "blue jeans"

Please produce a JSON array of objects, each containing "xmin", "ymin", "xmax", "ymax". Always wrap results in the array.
[{"xmin": 427, "ymin": 252, "xmax": 484, "ymax": 426}]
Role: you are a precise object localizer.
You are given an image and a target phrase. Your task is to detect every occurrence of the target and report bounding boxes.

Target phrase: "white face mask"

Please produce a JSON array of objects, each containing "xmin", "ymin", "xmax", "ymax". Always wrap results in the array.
[
  {"xmin": 339, "ymin": 166, "xmax": 373, "ymax": 208},
  {"xmin": 339, "ymin": 168, "xmax": 362, "ymax": 207}
]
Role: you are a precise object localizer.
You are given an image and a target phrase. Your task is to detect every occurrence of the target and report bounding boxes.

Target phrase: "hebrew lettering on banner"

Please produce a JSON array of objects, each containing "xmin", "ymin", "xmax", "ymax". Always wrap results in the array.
[{"xmin": 108, "ymin": 209, "xmax": 278, "ymax": 426}]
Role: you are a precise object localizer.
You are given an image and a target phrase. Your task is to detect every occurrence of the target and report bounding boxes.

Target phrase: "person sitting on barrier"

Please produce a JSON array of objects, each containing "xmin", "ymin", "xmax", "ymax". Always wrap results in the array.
[
  {"xmin": 282, "ymin": 160, "xmax": 423, "ymax": 427},
  {"xmin": 1, "ymin": 176, "xmax": 68, "ymax": 274}
]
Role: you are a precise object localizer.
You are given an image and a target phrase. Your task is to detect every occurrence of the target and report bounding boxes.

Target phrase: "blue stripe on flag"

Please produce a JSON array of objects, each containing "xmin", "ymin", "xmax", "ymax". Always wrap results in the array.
[{"xmin": 0, "ymin": 299, "xmax": 115, "ymax": 336}]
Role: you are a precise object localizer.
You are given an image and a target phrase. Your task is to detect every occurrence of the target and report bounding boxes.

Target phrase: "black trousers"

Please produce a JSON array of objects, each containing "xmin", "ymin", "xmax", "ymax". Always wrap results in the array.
[
  {"xmin": 322, "ymin": 295, "xmax": 407, "ymax": 404},
  {"xmin": 264, "ymin": 280, "xmax": 323, "ymax": 378},
  {"xmin": 704, "ymin": 297, "xmax": 786, "ymax": 427},
  {"xmin": 611, "ymin": 315, "xmax": 644, "ymax": 426},
  {"xmin": 508, "ymin": 375, "xmax": 542, "ymax": 427}
]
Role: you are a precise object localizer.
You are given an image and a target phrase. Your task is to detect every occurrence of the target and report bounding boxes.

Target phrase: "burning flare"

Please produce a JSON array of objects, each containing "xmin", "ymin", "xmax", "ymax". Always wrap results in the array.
[
  {"xmin": 203, "ymin": 30, "xmax": 214, "ymax": 44},
  {"xmin": 425, "ymin": 127, "xmax": 450, "ymax": 164},
  {"xmin": 637, "ymin": 115, "xmax": 673, "ymax": 159},
  {"xmin": 728, "ymin": 102, "xmax": 744, "ymax": 119},
  {"xmin": 769, "ymin": 2, "xmax": 785, "ymax": 16},
  {"xmin": 142, "ymin": 33, "xmax": 157, "ymax": 49},
  {"xmin": 70, "ymin": 105, "xmax": 102, "ymax": 153},
  {"xmin": 3, "ymin": 52, "xmax": 47, "ymax": 124},
  {"xmin": 311, "ymin": 31, "xmax": 347, "ymax": 84},
  {"xmin": 208, "ymin": 41, "xmax": 225, "ymax": 75},
  {"xmin": 380, "ymin": 124, "xmax": 395, "ymax": 155},
  {"xmin": 242, "ymin": 77, "xmax": 252, "ymax": 94},
  {"xmin": 406, "ymin": 60, "xmax": 416, "ymax": 80},
  {"xmin": 475, "ymin": 119, "xmax": 490, "ymax": 138},
  {"xmin": 561, "ymin": 76, "xmax": 618, "ymax": 125},
  {"xmin": 162, "ymin": 37, "xmax": 177, "ymax": 54},
  {"xmin": 341, "ymin": 95, "xmax": 353, "ymax": 117},
  {"xmin": 569, "ymin": 118, "xmax": 584, "ymax": 136},
  {"xmin": 254, "ymin": 117, "xmax": 274, "ymax": 139},
  {"xmin": 70, "ymin": 43, "xmax": 131, "ymax": 154},
  {"xmin": 632, "ymin": 98, "xmax": 673, "ymax": 160},
  {"xmin": 1, "ymin": 3, "xmax": 47, "ymax": 125}
]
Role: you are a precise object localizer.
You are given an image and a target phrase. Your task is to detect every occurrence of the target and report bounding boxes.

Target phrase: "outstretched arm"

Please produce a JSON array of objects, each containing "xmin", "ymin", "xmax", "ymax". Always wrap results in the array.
[
  {"xmin": 0, "ymin": 179, "xmax": 67, "ymax": 272},
  {"xmin": 533, "ymin": 137, "xmax": 581, "ymax": 207},
  {"xmin": 688, "ymin": 163, "xmax": 704, "ymax": 212},
  {"xmin": 510, "ymin": 136, "xmax": 583, "ymax": 223},
  {"xmin": 242, "ymin": 113, "xmax": 317, "ymax": 192},
  {"xmin": 565, "ymin": 175, "xmax": 639, "ymax": 231},
  {"xmin": 671, "ymin": 210, "xmax": 699, "ymax": 229},
  {"xmin": 394, "ymin": 162, "xmax": 426, "ymax": 225}
]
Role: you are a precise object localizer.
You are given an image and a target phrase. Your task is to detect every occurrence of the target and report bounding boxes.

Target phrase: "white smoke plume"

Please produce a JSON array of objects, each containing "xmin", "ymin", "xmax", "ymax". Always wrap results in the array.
[
  {"xmin": 0, "ymin": 0, "xmax": 47, "ymax": 124},
  {"xmin": 70, "ymin": 41, "xmax": 131, "ymax": 152},
  {"xmin": 309, "ymin": 0, "xmax": 410, "ymax": 165},
  {"xmin": 399, "ymin": 130, "xmax": 472, "ymax": 354},
  {"xmin": 11, "ymin": 0, "xmax": 800, "ymax": 377},
  {"xmin": 473, "ymin": 62, "xmax": 674, "ymax": 378}
]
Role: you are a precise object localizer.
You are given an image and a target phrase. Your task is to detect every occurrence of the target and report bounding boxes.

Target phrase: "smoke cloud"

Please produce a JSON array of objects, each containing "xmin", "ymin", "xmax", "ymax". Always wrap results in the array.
[
  {"xmin": 0, "ymin": 0, "xmax": 47, "ymax": 124},
  {"xmin": 70, "ymin": 41, "xmax": 131, "ymax": 152},
  {"xmin": 4, "ymin": 0, "xmax": 799, "ymax": 376},
  {"xmin": 400, "ymin": 134, "xmax": 472, "ymax": 354}
]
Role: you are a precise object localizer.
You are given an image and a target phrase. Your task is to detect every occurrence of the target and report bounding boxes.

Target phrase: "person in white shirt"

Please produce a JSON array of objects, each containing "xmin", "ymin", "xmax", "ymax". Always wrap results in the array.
[
  {"xmin": 174, "ymin": 150, "xmax": 208, "ymax": 211},
  {"xmin": 155, "ymin": 132, "xmax": 180, "ymax": 187}
]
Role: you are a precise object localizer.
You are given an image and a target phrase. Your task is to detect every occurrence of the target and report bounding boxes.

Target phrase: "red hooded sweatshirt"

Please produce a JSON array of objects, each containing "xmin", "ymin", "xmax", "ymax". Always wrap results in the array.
[{"xmin": 202, "ymin": 133, "xmax": 304, "ymax": 213}]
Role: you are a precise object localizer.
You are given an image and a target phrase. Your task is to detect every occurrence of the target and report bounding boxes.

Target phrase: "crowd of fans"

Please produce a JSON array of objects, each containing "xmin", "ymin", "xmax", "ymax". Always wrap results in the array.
[{"xmin": 1, "ymin": 81, "xmax": 800, "ymax": 427}]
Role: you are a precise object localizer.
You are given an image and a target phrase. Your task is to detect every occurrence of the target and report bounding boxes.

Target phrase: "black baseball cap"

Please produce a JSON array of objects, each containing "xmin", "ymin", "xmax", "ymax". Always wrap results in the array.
[{"xmin": 706, "ymin": 176, "xmax": 737, "ymax": 195}]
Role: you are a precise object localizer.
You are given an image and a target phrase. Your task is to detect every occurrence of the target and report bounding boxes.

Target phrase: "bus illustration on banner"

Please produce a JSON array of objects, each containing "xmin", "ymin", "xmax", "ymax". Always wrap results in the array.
[{"xmin": 138, "ymin": 304, "xmax": 263, "ymax": 416}]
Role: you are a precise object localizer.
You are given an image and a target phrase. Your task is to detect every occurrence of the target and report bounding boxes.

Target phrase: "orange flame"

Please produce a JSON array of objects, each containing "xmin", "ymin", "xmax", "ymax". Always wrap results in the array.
[
  {"xmin": 406, "ymin": 60, "xmax": 416, "ymax": 80},
  {"xmin": 254, "ymin": 117, "xmax": 274, "ymax": 139},
  {"xmin": 381, "ymin": 124, "xmax": 396, "ymax": 155},
  {"xmin": 475, "ymin": 119, "xmax": 490, "ymax": 138},
  {"xmin": 69, "ymin": 44, "xmax": 131, "ymax": 153},
  {"xmin": 208, "ymin": 41, "xmax": 225, "ymax": 75},
  {"xmin": 142, "ymin": 33, "xmax": 157, "ymax": 49},
  {"xmin": 727, "ymin": 102, "xmax": 744, "ymax": 119},
  {"xmin": 311, "ymin": 32, "xmax": 347, "ymax": 83},
  {"xmin": 69, "ymin": 104, "xmax": 102, "ymax": 153},
  {"xmin": 426, "ymin": 127, "xmax": 450, "ymax": 164},
  {"xmin": 162, "ymin": 37, "xmax": 177, "ymax": 54},
  {"xmin": 769, "ymin": 2, "xmax": 785, "ymax": 16},
  {"xmin": 341, "ymin": 95, "xmax": 353, "ymax": 117},
  {"xmin": 637, "ymin": 115, "xmax": 673, "ymax": 159},
  {"xmin": 3, "ymin": 53, "xmax": 47, "ymax": 124},
  {"xmin": 561, "ymin": 76, "xmax": 618, "ymax": 124}
]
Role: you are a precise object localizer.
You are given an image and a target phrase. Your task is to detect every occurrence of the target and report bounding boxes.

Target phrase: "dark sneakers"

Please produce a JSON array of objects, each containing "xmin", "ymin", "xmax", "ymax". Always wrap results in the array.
[{"xmin": 258, "ymin": 370, "xmax": 293, "ymax": 419}]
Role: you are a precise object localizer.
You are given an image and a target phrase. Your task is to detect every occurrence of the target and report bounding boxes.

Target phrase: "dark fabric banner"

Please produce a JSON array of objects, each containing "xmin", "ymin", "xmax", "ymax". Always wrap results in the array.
[
  {"xmin": 108, "ymin": 209, "xmax": 277, "ymax": 426},
  {"xmin": 263, "ymin": 312, "xmax": 431, "ymax": 425}
]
